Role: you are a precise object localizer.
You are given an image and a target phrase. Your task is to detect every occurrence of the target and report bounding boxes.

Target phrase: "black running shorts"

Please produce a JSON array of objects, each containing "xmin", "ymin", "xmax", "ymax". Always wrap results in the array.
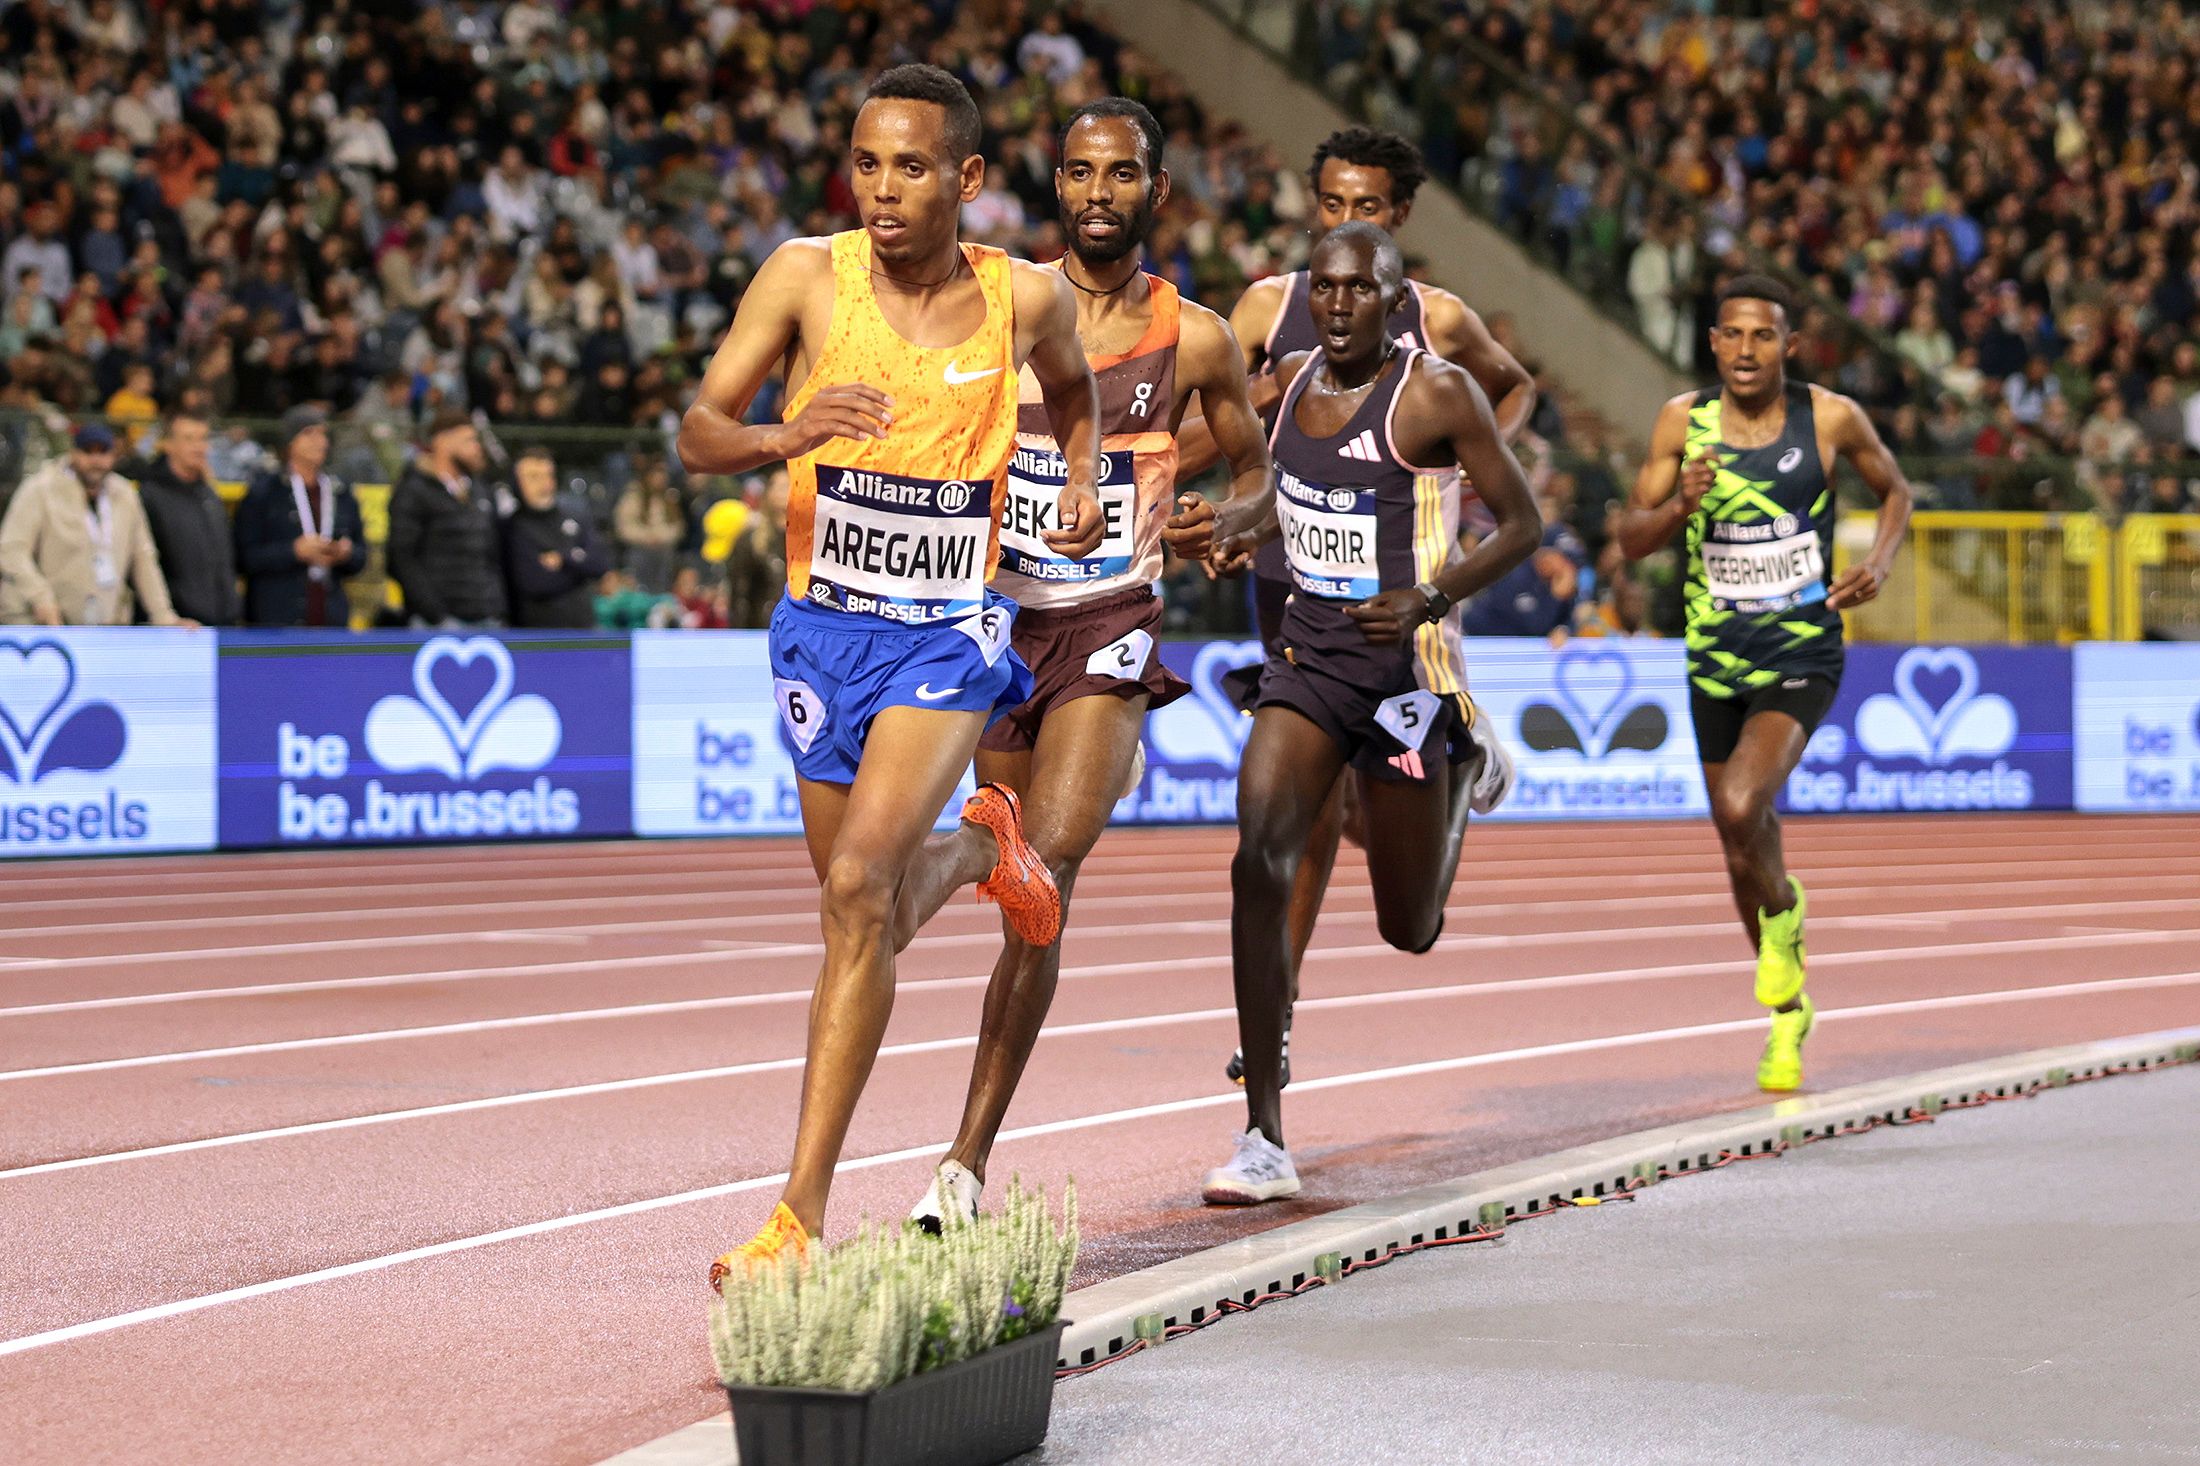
[{"xmin": 1690, "ymin": 674, "xmax": 1839, "ymax": 764}]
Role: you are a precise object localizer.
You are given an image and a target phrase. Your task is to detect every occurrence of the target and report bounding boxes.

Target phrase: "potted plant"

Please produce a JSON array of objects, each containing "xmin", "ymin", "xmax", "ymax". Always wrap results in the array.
[{"xmin": 710, "ymin": 1179, "xmax": 1078, "ymax": 1466}]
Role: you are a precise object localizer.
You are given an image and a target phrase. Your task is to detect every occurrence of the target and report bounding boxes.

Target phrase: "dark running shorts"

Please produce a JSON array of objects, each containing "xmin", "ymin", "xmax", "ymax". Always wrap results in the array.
[
  {"xmin": 978, "ymin": 585, "xmax": 1188, "ymax": 753},
  {"xmin": 1690, "ymin": 674, "xmax": 1839, "ymax": 764},
  {"xmin": 1253, "ymin": 598, "xmax": 1476, "ymax": 785}
]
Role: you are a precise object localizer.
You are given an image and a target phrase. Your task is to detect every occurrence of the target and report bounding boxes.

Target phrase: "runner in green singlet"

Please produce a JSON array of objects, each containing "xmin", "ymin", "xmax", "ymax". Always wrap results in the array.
[{"xmin": 1619, "ymin": 275, "xmax": 1914, "ymax": 1092}]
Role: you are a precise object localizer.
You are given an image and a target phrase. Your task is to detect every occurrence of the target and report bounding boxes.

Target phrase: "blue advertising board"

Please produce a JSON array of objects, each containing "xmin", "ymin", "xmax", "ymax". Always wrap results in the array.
[
  {"xmin": 1781, "ymin": 644, "xmax": 2071, "ymax": 814},
  {"xmin": 217, "ymin": 632, "xmax": 631, "ymax": 847},
  {"xmin": 2074, "ymin": 643, "xmax": 2200, "ymax": 811},
  {"xmin": 0, "ymin": 629, "xmax": 2166, "ymax": 860},
  {"xmin": 1131, "ymin": 636, "xmax": 1708, "ymax": 824},
  {"xmin": 0, "ymin": 628, "xmax": 216, "ymax": 854}
]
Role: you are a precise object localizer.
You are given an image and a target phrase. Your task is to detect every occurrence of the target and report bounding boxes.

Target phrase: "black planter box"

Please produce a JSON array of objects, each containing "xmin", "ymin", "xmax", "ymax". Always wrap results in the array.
[{"xmin": 723, "ymin": 1320, "xmax": 1067, "ymax": 1466}]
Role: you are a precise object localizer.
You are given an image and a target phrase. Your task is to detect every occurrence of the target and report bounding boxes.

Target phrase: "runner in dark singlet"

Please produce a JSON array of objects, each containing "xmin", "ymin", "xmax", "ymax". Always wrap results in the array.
[
  {"xmin": 1619, "ymin": 275, "xmax": 1913, "ymax": 1092},
  {"xmin": 1199, "ymin": 223, "xmax": 1539, "ymax": 1204},
  {"xmin": 1179, "ymin": 127, "xmax": 1537, "ymax": 1088}
]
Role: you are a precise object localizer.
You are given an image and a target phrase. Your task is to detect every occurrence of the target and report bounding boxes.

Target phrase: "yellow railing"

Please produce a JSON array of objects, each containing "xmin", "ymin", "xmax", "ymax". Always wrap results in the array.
[
  {"xmin": 1838, "ymin": 510, "xmax": 2200, "ymax": 642},
  {"xmin": 2118, "ymin": 514, "xmax": 2200, "ymax": 640}
]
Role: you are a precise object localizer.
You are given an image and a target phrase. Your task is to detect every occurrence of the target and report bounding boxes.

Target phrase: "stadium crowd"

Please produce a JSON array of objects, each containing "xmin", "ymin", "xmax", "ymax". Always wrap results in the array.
[
  {"xmin": 13, "ymin": 0, "xmax": 2194, "ymax": 636},
  {"xmin": 1, "ymin": 0, "xmax": 1484, "ymax": 628},
  {"xmin": 1308, "ymin": 0, "xmax": 2200, "ymax": 514}
]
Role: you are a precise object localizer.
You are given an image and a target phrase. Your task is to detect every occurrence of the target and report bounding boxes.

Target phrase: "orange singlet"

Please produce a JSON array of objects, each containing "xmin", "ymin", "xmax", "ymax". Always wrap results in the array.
[{"xmin": 783, "ymin": 230, "xmax": 1021, "ymax": 626}]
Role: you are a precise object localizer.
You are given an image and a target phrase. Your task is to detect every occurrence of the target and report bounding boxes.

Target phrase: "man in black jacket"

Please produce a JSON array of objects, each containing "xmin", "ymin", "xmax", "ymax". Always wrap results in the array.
[
  {"xmin": 139, "ymin": 408, "xmax": 240, "ymax": 626},
  {"xmin": 500, "ymin": 446, "xmax": 606, "ymax": 628},
  {"xmin": 386, "ymin": 406, "xmax": 508, "ymax": 627},
  {"xmin": 233, "ymin": 405, "xmax": 368, "ymax": 628}
]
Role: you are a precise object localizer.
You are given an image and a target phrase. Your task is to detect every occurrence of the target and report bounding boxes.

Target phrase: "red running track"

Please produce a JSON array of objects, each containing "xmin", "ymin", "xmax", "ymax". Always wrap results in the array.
[{"xmin": 2, "ymin": 815, "xmax": 2197, "ymax": 1463}]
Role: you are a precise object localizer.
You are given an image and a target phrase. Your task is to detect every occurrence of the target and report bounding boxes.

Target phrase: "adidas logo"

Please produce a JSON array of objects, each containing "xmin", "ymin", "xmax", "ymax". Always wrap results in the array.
[
  {"xmin": 1337, "ymin": 429, "xmax": 1381, "ymax": 462},
  {"xmin": 1387, "ymin": 748, "xmax": 1426, "ymax": 779}
]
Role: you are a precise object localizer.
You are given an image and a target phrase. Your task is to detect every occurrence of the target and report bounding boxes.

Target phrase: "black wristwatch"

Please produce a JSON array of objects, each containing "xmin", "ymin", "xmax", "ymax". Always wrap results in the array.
[{"xmin": 1414, "ymin": 580, "xmax": 1452, "ymax": 621}]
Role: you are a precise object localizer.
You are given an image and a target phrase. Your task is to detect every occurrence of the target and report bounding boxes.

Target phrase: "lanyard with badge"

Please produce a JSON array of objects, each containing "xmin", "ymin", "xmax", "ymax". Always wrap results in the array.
[
  {"xmin": 292, "ymin": 473, "xmax": 336, "ymax": 583},
  {"xmin": 84, "ymin": 491, "xmax": 116, "ymax": 622}
]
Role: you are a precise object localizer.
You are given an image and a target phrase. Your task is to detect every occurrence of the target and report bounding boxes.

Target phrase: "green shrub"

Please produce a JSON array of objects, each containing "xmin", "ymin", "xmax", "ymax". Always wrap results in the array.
[{"xmin": 709, "ymin": 1178, "xmax": 1079, "ymax": 1392}]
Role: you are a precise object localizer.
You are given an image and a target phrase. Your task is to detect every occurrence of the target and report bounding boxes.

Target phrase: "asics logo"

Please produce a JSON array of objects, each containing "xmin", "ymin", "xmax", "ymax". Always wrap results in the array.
[
  {"xmin": 943, "ymin": 361, "xmax": 1002, "ymax": 385},
  {"xmin": 914, "ymin": 683, "xmax": 963, "ymax": 701},
  {"xmin": 1778, "ymin": 447, "xmax": 1804, "ymax": 473}
]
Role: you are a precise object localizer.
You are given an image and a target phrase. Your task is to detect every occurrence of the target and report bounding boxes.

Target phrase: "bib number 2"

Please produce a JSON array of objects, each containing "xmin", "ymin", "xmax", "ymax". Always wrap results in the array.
[{"xmin": 774, "ymin": 677, "xmax": 828, "ymax": 754}]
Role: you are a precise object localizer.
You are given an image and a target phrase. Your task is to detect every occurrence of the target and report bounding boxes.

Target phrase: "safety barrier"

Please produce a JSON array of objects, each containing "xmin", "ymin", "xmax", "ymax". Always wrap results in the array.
[
  {"xmin": 1839, "ymin": 510, "xmax": 2200, "ymax": 643},
  {"xmin": 1, "ymin": 629, "xmax": 2193, "ymax": 858}
]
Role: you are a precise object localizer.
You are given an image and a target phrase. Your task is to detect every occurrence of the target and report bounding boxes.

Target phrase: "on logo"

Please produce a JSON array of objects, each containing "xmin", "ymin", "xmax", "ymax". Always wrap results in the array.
[
  {"xmin": 364, "ymin": 637, "xmax": 561, "ymax": 780},
  {"xmin": 1517, "ymin": 647, "xmax": 1668, "ymax": 758},
  {"xmin": 0, "ymin": 639, "xmax": 126, "ymax": 782},
  {"xmin": 1851, "ymin": 647, "xmax": 2015, "ymax": 765}
]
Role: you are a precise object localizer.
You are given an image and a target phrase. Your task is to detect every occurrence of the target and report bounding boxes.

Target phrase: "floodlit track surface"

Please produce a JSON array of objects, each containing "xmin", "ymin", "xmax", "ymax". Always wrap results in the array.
[{"xmin": 3, "ymin": 815, "xmax": 2196, "ymax": 1463}]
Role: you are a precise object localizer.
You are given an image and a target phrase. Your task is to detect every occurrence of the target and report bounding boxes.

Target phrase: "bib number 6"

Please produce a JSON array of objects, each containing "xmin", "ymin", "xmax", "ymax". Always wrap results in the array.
[{"xmin": 773, "ymin": 677, "xmax": 829, "ymax": 754}]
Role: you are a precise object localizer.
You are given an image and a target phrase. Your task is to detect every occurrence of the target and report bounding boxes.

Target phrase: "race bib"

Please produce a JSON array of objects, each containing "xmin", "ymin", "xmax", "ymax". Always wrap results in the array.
[
  {"xmin": 1085, "ymin": 627, "xmax": 1154, "ymax": 680},
  {"xmin": 1276, "ymin": 467, "xmax": 1380, "ymax": 600},
  {"xmin": 999, "ymin": 443, "xmax": 1137, "ymax": 583},
  {"xmin": 1702, "ymin": 528, "xmax": 1825, "ymax": 611},
  {"xmin": 954, "ymin": 601, "xmax": 1013, "ymax": 665},
  {"xmin": 809, "ymin": 465, "xmax": 990, "ymax": 623},
  {"xmin": 1374, "ymin": 689, "xmax": 1441, "ymax": 750},
  {"xmin": 773, "ymin": 677, "xmax": 828, "ymax": 753}
]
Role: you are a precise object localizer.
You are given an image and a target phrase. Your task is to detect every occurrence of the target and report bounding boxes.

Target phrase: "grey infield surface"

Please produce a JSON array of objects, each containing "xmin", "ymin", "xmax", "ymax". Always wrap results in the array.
[{"xmin": 1037, "ymin": 1063, "xmax": 2200, "ymax": 1465}]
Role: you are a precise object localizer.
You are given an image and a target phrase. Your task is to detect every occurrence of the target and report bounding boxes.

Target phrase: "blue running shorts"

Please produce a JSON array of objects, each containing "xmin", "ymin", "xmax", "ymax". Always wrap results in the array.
[{"xmin": 767, "ymin": 590, "xmax": 1034, "ymax": 785}]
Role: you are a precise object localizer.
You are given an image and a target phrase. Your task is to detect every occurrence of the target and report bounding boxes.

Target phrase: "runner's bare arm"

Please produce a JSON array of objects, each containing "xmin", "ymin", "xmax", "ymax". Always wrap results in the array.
[
  {"xmin": 1346, "ymin": 360, "xmax": 1541, "ymax": 645},
  {"xmin": 1820, "ymin": 388, "xmax": 1914, "ymax": 610},
  {"xmin": 1421, "ymin": 288, "xmax": 1537, "ymax": 444},
  {"xmin": 1209, "ymin": 347, "xmax": 1310, "ymax": 575},
  {"xmin": 1616, "ymin": 394, "xmax": 1711, "ymax": 560},
  {"xmin": 1175, "ymin": 275, "xmax": 1287, "ymax": 479},
  {"xmin": 1162, "ymin": 301, "xmax": 1272, "ymax": 563},
  {"xmin": 1014, "ymin": 262, "xmax": 1104, "ymax": 558},
  {"xmin": 676, "ymin": 240, "xmax": 891, "ymax": 476}
]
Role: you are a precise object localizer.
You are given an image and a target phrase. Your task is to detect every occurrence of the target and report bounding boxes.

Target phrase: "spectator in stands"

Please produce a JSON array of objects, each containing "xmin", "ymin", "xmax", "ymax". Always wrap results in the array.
[
  {"xmin": 1464, "ymin": 491, "xmax": 1588, "ymax": 641},
  {"xmin": 139, "ymin": 410, "xmax": 239, "ymax": 627},
  {"xmin": 614, "ymin": 460, "xmax": 686, "ymax": 594},
  {"xmin": 105, "ymin": 363, "xmax": 160, "ymax": 432},
  {"xmin": 233, "ymin": 407, "xmax": 366, "ymax": 629},
  {"xmin": 724, "ymin": 469, "xmax": 790, "ymax": 629},
  {"xmin": 501, "ymin": 447, "xmax": 607, "ymax": 630},
  {"xmin": 0, "ymin": 425, "xmax": 186, "ymax": 627},
  {"xmin": 387, "ymin": 409, "xmax": 508, "ymax": 629}
]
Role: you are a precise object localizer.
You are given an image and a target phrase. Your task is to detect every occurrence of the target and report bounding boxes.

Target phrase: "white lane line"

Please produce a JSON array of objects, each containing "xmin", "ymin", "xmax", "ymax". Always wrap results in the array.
[
  {"xmin": 9, "ymin": 950, "xmax": 2200, "ymax": 1179},
  {"xmin": 3, "ymin": 968, "xmax": 2190, "ymax": 1358},
  {"xmin": 10, "ymin": 855, "xmax": 2199, "ymax": 979},
  {"xmin": 10, "ymin": 884, "xmax": 2197, "ymax": 1019},
  {"xmin": 5, "ymin": 925, "xmax": 2188, "ymax": 1081},
  {"xmin": 7, "ymin": 848, "xmax": 2197, "ymax": 943}
]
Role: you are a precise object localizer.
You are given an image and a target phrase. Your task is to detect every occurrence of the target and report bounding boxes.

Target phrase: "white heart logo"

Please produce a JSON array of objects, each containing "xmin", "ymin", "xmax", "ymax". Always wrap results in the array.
[
  {"xmin": 1892, "ymin": 646, "xmax": 1976, "ymax": 755},
  {"xmin": 413, "ymin": 636, "xmax": 515, "ymax": 758},
  {"xmin": 0, "ymin": 639, "xmax": 75, "ymax": 762}
]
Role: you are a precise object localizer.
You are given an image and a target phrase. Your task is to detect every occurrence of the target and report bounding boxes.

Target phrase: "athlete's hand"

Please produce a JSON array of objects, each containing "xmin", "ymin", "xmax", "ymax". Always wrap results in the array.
[
  {"xmin": 1160, "ymin": 492, "xmax": 1217, "ymax": 561},
  {"xmin": 1045, "ymin": 482, "xmax": 1105, "ymax": 558},
  {"xmin": 1346, "ymin": 587, "xmax": 1434, "ymax": 646},
  {"xmin": 1205, "ymin": 530, "xmax": 1258, "ymax": 580},
  {"xmin": 776, "ymin": 384, "xmax": 894, "ymax": 456},
  {"xmin": 1828, "ymin": 559, "xmax": 1889, "ymax": 610},
  {"xmin": 1678, "ymin": 450, "xmax": 1719, "ymax": 515}
]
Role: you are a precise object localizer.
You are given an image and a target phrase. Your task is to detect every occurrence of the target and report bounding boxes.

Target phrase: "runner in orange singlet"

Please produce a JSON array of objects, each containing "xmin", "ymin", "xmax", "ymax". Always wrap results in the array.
[{"xmin": 677, "ymin": 65, "xmax": 1104, "ymax": 1277}]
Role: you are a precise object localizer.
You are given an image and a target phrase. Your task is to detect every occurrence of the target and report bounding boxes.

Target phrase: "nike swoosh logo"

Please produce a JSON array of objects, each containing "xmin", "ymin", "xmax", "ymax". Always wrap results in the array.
[
  {"xmin": 943, "ymin": 361, "xmax": 1002, "ymax": 385},
  {"xmin": 914, "ymin": 683, "xmax": 964, "ymax": 701}
]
